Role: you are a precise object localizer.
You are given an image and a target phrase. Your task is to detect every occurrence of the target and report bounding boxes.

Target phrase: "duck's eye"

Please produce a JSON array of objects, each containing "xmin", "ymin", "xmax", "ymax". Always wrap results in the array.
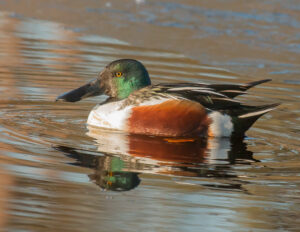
[{"xmin": 115, "ymin": 72, "xmax": 123, "ymax": 78}]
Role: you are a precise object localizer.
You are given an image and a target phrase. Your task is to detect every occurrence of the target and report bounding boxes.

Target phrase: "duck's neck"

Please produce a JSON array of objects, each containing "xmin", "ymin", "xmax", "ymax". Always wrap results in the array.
[{"xmin": 114, "ymin": 77, "xmax": 151, "ymax": 99}]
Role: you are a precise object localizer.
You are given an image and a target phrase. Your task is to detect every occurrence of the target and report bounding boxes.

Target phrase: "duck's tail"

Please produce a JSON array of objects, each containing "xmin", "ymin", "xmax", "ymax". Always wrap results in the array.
[
  {"xmin": 231, "ymin": 103, "xmax": 280, "ymax": 137},
  {"xmin": 215, "ymin": 79, "xmax": 271, "ymax": 98},
  {"xmin": 243, "ymin": 79, "xmax": 272, "ymax": 90}
]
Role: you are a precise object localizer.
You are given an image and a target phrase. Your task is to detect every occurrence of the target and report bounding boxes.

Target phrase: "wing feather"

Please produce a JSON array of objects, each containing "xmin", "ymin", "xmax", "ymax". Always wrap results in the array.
[{"xmin": 149, "ymin": 79, "xmax": 271, "ymax": 110}]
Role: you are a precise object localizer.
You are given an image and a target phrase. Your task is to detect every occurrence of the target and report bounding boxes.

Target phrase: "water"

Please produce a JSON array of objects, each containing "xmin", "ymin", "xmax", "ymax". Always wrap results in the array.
[{"xmin": 0, "ymin": 3, "xmax": 299, "ymax": 231}]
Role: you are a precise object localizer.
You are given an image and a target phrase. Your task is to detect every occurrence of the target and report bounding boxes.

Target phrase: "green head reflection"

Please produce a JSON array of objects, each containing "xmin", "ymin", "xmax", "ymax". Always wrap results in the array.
[{"xmin": 89, "ymin": 157, "xmax": 140, "ymax": 191}]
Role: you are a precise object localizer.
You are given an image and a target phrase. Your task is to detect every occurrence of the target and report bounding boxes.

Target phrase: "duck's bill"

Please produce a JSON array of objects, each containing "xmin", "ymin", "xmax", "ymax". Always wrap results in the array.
[{"xmin": 56, "ymin": 79, "xmax": 103, "ymax": 102}]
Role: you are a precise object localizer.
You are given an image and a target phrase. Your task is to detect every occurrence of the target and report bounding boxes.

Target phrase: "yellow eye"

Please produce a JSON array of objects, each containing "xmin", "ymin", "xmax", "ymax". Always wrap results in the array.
[{"xmin": 115, "ymin": 72, "xmax": 123, "ymax": 77}]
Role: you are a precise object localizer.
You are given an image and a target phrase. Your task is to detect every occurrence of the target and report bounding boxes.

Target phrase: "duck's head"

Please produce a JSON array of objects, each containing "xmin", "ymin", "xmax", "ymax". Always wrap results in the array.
[{"xmin": 56, "ymin": 59, "xmax": 151, "ymax": 102}]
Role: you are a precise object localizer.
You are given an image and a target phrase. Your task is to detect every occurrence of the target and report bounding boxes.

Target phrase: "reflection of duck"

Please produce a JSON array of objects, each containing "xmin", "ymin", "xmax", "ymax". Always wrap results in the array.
[
  {"xmin": 56, "ymin": 146, "xmax": 141, "ymax": 191},
  {"xmin": 57, "ymin": 59, "xmax": 279, "ymax": 138},
  {"xmin": 55, "ymin": 127, "xmax": 256, "ymax": 191},
  {"xmin": 87, "ymin": 127, "xmax": 256, "ymax": 177},
  {"xmin": 87, "ymin": 126, "xmax": 207, "ymax": 165},
  {"xmin": 89, "ymin": 156, "xmax": 141, "ymax": 192}
]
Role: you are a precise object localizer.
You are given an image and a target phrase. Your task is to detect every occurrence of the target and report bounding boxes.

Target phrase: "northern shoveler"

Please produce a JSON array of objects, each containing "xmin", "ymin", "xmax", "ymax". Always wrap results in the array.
[{"xmin": 56, "ymin": 59, "xmax": 279, "ymax": 138}]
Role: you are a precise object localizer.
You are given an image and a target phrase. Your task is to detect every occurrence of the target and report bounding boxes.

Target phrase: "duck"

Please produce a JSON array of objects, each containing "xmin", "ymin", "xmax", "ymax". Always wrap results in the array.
[{"xmin": 56, "ymin": 59, "xmax": 279, "ymax": 138}]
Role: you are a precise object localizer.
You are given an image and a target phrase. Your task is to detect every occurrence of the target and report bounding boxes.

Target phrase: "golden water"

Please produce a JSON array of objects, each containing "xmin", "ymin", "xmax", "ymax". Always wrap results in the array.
[{"xmin": 0, "ymin": 5, "xmax": 299, "ymax": 232}]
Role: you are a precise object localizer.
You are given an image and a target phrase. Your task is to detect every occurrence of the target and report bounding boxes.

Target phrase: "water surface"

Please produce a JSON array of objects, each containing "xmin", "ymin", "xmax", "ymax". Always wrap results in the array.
[{"xmin": 0, "ymin": 8, "xmax": 299, "ymax": 232}]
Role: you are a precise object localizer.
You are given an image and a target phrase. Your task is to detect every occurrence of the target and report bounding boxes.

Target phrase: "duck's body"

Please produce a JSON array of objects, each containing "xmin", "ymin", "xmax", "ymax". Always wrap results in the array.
[
  {"xmin": 57, "ymin": 59, "xmax": 279, "ymax": 138},
  {"xmin": 88, "ymin": 95, "xmax": 212, "ymax": 137}
]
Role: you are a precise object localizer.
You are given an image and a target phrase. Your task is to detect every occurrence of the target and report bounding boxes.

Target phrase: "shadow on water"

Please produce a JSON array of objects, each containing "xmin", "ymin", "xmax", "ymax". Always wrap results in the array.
[{"xmin": 54, "ymin": 127, "xmax": 256, "ymax": 192}]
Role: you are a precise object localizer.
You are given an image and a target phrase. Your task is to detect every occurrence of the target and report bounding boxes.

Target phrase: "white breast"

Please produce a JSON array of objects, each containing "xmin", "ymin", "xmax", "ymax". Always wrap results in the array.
[
  {"xmin": 87, "ymin": 97, "xmax": 170, "ymax": 130},
  {"xmin": 87, "ymin": 99, "xmax": 131, "ymax": 130}
]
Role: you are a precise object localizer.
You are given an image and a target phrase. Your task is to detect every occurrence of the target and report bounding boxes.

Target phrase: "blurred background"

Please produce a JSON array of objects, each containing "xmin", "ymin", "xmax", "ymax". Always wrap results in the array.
[
  {"xmin": 0, "ymin": 0, "xmax": 299, "ymax": 231},
  {"xmin": 2, "ymin": 0, "xmax": 300, "ymax": 77}
]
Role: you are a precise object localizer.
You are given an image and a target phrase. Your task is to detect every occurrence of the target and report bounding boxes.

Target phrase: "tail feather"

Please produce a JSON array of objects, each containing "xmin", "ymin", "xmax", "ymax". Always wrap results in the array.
[
  {"xmin": 216, "ymin": 79, "xmax": 272, "ymax": 98},
  {"xmin": 231, "ymin": 103, "xmax": 280, "ymax": 137},
  {"xmin": 243, "ymin": 79, "xmax": 272, "ymax": 90},
  {"xmin": 238, "ymin": 103, "xmax": 280, "ymax": 118}
]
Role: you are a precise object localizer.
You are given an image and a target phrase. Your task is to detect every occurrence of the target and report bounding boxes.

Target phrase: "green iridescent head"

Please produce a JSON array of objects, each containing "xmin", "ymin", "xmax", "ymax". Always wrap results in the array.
[
  {"xmin": 56, "ymin": 59, "xmax": 151, "ymax": 102},
  {"xmin": 104, "ymin": 59, "xmax": 151, "ymax": 99}
]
